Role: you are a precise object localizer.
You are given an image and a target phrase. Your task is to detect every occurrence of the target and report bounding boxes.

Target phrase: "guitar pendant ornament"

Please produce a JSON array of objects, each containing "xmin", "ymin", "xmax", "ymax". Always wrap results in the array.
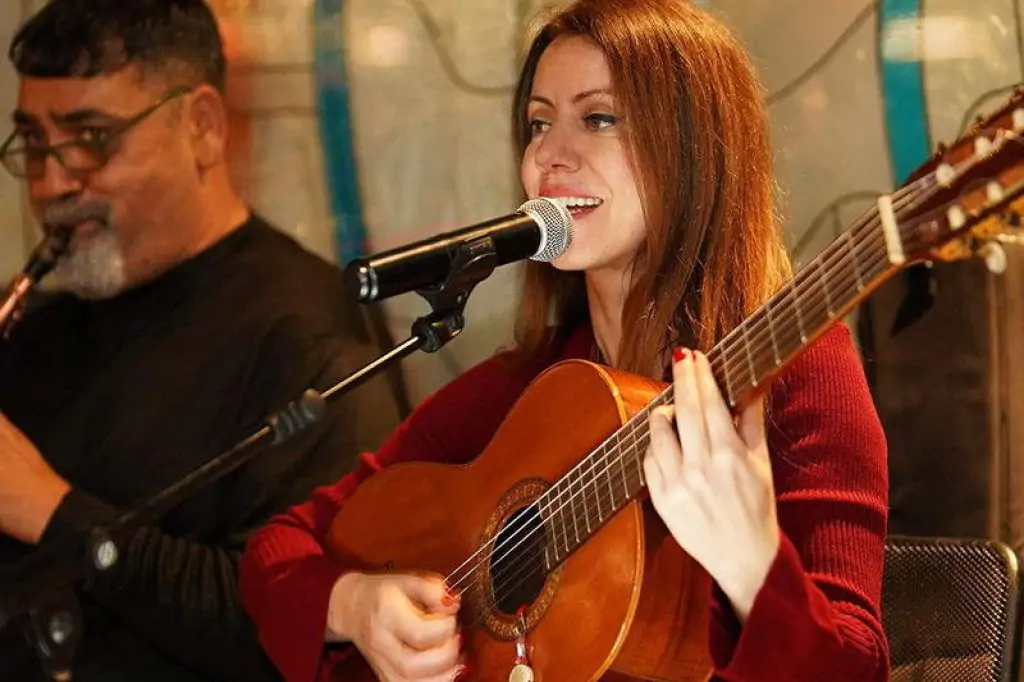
[
  {"xmin": 509, "ymin": 663, "xmax": 535, "ymax": 682},
  {"xmin": 509, "ymin": 609, "xmax": 535, "ymax": 682},
  {"xmin": 509, "ymin": 641, "xmax": 534, "ymax": 682}
]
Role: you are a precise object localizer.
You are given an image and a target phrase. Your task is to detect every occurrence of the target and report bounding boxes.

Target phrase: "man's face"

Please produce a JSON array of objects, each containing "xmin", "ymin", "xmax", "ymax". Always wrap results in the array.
[{"xmin": 9, "ymin": 67, "xmax": 196, "ymax": 298}]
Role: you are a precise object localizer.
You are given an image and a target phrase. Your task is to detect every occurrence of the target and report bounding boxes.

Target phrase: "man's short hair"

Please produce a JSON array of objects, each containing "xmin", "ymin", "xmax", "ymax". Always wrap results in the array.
[{"xmin": 9, "ymin": 0, "xmax": 227, "ymax": 92}]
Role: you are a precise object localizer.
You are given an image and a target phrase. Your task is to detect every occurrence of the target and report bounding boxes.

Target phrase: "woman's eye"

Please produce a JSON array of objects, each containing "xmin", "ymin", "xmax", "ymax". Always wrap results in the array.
[
  {"xmin": 529, "ymin": 118, "xmax": 551, "ymax": 136},
  {"xmin": 585, "ymin": 113, "xmax": 617, "ymax": 131}
]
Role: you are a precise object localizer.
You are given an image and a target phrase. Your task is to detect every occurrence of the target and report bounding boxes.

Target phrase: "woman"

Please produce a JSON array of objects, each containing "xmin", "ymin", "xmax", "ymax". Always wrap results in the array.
[{"xmin": 239, "ymin": 1, "xmax": 890, "ymax": 681}]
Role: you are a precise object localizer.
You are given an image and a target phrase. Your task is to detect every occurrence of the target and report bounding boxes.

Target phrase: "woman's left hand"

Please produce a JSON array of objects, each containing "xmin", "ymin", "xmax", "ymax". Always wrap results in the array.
[{"xmin": 644, "ymin": 348, "xmax": 780, "ymax": 621}]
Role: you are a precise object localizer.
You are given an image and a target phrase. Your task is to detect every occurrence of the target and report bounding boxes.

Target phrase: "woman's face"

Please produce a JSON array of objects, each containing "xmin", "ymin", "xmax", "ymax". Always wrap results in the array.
[{"xmin": 521, "ymin": 35, "xmax": 646, "ymax": 277}]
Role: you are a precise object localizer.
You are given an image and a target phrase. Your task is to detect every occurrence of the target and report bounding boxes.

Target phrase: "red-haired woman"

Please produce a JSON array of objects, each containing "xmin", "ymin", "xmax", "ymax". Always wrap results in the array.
[{"xmin": 240, "ymin": 2, "xmax": 890, "ymax": 681}]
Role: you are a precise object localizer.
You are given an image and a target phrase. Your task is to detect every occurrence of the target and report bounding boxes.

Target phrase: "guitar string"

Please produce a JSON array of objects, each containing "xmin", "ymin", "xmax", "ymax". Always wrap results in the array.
[
  {"xmin": 442, "ymin": 122, "xmax": 1024, "ymax": 599},
  {"xmin": 460, "ymin": 133, "xmax": 1019, "ymax": 622},
  {"xmin": 445, "ymin": 144, "xmax": 1006, "ymax": 615},
  {"xmin": 466, "ymin": 245, "xmax": 894, "ymax": 628},
  {"xmin": 480, "ymin": 156, "xmax": 1024, "ymax": 615},
  {"xmin": 441, "ymin": 171, "xmax": 931, "ymax": 596},
  {"xmin": 445, "ymin": 209, "xmax": 898, "ymax": 621}
]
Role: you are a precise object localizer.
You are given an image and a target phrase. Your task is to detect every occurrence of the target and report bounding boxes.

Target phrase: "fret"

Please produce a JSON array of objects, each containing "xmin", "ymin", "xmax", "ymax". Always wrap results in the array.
[
  {"xmin": 602, "ymin": 442, "xmax": 617, "ymax": 516},
  {"xmin": 539, "ymin": 499, "xmax": 553, "ymax": 571},
  {"xmin": 621, "ymin": 417, "xmax": 640, "ymax": 496},
  {"xmin": 818, "ymin": 252, "xmax": 836, "ymax": 319},
  {"xmin": 543, "ymin": 492, "xmax": 556, "ymax": 565},
  {"xmin": 719, "ymin": 339, "xmax": 737, "ymax": 408},
  {"xmin": 739, "ymin": 319, "xmax": 758, "ymax": 387},
  {"xmin": 805, "ymin": 255, "xmax": 825, "ymax": 330},
  {"xmin": 579, "ymin": 464, "xmax": 593, "ymax": 534},
  {"xmin": 617, "ymin": 433, "xmax": 631, "ymax": 499},
  {"xmin": 569, "ymin": 470, "xmax": 581, "ymax": 545},
  {"xmin": 764, "ymin": 298, "xmax": 782, "ymax": 366},
  {"xmin": 558, "ymin": 484, "xmax": 571, "ymax": 557},
  {"xmin": 789, "ymin": 278, "xmax": 808, "ymax": 343},
  {"xmin": 590, "ymin": 453, "xmax": 606, "ymax": 524},
  {"xmin": 541, "ymin": 493, "xmax": 558, "ymax": 568},
  {"xmin": 846, "ymin": 230, "xmax": 865, "ymax": 292},
  {"xmin": 632, "ymin": 424, "xmax": 646, "ymax": 491},
  {"xmin": 629, "ymin": 416, "xmax": 647, "ymax": 493}
]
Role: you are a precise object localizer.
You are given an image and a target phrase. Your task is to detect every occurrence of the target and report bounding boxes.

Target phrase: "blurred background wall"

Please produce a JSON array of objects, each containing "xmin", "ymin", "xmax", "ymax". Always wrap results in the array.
[{"xmin": 1, "ymin": 0, "xmax": 1022, "ymax": 405}]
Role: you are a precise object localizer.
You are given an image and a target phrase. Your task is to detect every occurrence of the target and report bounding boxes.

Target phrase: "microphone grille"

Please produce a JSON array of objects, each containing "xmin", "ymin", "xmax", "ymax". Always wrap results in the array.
[{"xmin": 518, "ymin": 198, "xmax": 573, "ymax": 262}]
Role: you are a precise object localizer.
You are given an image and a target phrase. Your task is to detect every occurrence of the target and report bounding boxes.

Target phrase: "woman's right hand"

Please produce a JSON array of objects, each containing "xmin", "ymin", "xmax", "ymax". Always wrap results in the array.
[{"xmin": 326, "ymin": 572, "xmax": 465, "ymax": 681}]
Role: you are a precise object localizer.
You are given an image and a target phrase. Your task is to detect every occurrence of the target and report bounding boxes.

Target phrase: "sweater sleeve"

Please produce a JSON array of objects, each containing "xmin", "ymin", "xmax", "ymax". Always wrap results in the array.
[
  {"xmin": 709, "ymin": 324, "xmax": 890, "ymax": 682},
  {"xmin": 239, "ymin": 351, "xmax": 541, "ymax": 682},
  {"xmin": 238, "ymin": 460, "xmax": 381, "ymax": 682}
]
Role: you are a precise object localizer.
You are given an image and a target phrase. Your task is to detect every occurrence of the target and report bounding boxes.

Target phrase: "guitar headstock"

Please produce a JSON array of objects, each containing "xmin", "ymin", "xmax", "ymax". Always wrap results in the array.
[{"xmin": 895, "ymin": 85, "xmax": 1024, "ymax": 266}]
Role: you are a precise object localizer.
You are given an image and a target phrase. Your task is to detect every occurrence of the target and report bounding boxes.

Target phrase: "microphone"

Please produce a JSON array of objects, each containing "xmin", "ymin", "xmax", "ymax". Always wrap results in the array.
[
  {"xmin": 344, "ymin": 198, "xmax": 572, "ymax": 303},
  {"xmin": 0, "ymin": 227, "xmax": 72, "ymax": 339}
]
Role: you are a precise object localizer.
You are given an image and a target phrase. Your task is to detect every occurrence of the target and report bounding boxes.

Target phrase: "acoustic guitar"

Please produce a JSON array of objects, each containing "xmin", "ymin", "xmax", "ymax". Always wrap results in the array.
[{"xmin": 326, "ymin": 87, "xmax": 1024, "ymax": 681}]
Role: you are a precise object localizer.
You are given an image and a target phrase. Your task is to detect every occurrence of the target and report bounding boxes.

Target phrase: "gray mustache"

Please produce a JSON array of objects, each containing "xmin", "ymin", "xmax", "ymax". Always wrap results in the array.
[{"xmin": 42, "ymin": 200, "xmax": 112, "ymax": 229}]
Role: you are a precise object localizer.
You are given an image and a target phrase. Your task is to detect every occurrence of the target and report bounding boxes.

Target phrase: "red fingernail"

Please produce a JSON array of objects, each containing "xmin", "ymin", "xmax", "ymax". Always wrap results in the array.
[
  {"xmin": 453, "ymin": 663, "xmax": 470, "ymax": 681},
  {"xmin": 442, "ymin": 588, "xmax": 461, "ymax": 607},
  {"xmin": 672, "ymin": 347, "xmax": 688, "ymax": 363}
]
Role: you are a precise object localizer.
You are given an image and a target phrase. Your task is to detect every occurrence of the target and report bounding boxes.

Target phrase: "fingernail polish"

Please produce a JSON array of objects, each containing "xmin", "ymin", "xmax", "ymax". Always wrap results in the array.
[
  {"xmin": 453, "ymin": 663, "xmax": 470, "ymax": 681},
  {"xmin": 443, "ymin": 588, "xmax": 461, "ymax": 607},
  {"xmin": 672, "ymin": 347, "xmax": 688, "ymax": 363}
]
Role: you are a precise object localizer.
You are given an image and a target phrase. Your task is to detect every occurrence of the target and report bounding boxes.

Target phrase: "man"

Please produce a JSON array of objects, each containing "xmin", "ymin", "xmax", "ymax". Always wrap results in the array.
[{"xmin": 0, "ymin": 1, "xmax": 408, "ymax": 680}]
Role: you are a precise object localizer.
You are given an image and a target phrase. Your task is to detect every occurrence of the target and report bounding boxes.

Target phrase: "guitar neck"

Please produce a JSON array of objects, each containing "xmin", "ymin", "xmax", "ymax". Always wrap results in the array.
[
  {"xmin": 538, "ymin": 204, "xmax": 899, "ymax": 571},
  {"xmin": 711, "ymin": 209, "xmax": 894, "ymax": 407}
]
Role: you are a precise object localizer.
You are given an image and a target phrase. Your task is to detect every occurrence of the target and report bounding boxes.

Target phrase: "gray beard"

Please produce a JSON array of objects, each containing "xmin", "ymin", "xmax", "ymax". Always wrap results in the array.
[{"xmin": 49, "ymin": 227, "xmax": 127, "ymax": 300}]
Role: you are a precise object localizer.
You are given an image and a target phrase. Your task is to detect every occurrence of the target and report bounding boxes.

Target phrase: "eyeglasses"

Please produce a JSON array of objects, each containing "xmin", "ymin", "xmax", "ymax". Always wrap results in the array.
[{"xmin": 0, "ymin": 85, "xmax": 192, "ymax": 180}]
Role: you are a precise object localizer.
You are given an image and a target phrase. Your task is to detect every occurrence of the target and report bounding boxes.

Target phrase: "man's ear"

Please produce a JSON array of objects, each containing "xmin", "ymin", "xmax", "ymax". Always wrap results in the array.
[{"xmin": 186, "ymin": 85, "xmax": 229, "ymax": 170}]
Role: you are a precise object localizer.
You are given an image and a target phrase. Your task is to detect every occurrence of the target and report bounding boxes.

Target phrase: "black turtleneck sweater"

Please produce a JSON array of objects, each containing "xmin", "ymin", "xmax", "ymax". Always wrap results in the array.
[{"xmin": 0, "ymin": 214, "xmax": 408, "ymax": 681}]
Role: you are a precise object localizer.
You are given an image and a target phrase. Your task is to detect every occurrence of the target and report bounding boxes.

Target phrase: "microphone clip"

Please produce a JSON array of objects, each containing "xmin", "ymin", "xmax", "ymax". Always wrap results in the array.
[{"xmin": 411, "ymin": 235, "xmax": 498, "ymax": 353}]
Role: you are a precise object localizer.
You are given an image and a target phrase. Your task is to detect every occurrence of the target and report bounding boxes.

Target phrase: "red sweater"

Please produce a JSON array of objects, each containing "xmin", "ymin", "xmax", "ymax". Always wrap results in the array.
[{"xmin": 239, "ymin": 323, "xmax": 890, "ymax": 682}]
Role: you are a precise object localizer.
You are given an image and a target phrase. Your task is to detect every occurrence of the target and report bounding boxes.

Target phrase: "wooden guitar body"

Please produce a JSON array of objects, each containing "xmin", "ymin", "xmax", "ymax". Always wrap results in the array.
[{"xmin": 326, "ymin": 360, "xmax": 712, "ymax": 681}]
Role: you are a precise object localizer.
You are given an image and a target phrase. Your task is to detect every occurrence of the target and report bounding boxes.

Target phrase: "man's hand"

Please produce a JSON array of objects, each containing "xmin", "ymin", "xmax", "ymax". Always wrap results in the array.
[{"xmin": 0, "ymin": 411, "xmax": 70, "ymax": 544}]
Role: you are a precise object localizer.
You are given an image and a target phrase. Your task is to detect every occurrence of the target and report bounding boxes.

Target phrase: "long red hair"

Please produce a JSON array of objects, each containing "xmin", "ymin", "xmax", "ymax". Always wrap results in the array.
[{"xmin": 511, "ymin": 0, "xmax": 791, "ymax": 377}]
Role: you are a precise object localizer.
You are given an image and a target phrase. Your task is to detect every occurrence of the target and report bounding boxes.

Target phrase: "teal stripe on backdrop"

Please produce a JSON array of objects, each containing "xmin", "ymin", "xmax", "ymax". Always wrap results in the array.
[
  {"xmin": 879, "ymin": 0, "xmax": 932, "ymax": 184},
  {"xmin": 313, "ymin": 0, "xmax": 368, "ymax": 265}
]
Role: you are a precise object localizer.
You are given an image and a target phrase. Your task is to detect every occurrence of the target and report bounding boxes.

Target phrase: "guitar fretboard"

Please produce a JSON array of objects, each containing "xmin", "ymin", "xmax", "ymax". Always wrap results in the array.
[{"xmin": 536, "ymin": 207, "xmax": 896, "ymax": 571}]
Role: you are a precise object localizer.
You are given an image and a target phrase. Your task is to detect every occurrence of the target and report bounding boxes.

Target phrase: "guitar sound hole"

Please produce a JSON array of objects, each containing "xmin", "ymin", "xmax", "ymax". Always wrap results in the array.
[{"xmin": 489, "ymin": 505, "xmax": 547, "ymax": 615}]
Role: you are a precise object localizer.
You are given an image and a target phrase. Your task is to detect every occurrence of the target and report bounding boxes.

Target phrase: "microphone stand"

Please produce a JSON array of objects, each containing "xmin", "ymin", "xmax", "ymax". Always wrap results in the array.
[{"xmin": 1, "ymin": 236, "xmax": 499, "ymax": 680}]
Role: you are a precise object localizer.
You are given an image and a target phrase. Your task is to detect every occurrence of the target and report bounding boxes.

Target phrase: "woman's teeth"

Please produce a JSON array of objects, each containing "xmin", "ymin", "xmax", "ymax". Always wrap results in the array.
[{"xmin": 550, "ymin": 197, "xmax": 603, "ymax": 209}]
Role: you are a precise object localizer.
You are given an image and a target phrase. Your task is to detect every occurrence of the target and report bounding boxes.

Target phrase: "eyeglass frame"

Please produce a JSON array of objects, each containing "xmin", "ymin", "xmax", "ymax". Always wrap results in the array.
[{"xmin": 0, "ymin": 85, "xmax": 193, "ymax": 180}]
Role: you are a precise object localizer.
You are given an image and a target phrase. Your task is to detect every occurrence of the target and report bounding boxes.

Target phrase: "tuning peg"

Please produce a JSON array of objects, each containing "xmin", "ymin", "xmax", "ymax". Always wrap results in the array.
[{"xmin": 978, "ymin": 241, "xmax": 1008, "ymax": 274}]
